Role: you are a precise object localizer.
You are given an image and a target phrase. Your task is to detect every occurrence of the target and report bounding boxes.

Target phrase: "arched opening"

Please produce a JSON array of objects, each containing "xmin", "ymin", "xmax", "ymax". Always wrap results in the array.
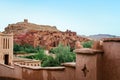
[{"xmin": 4, "ymin": 54, "xmax": 9, "ymax": 65}]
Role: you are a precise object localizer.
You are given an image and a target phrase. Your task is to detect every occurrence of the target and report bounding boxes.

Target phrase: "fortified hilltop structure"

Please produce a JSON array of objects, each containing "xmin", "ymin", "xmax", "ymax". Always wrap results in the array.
[
  {"xmin": 4, "ymin": 19, "xmax": 89, "ymax": 50},
  {"xmin": 5, "ymin": 19, "xmax": 59, "ymax": 34}
]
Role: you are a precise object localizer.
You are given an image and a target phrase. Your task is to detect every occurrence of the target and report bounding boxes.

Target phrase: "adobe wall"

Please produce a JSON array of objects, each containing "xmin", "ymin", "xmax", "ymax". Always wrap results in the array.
[
  {"xmin": 22, "ymin": 67, "xmax": 43, "ymax": 80},
  {"xmin": 21, "ymin": 66, "xmax": 66, "ymax": 80},
  {"xmin": 21, "ymin": 64, "xmax": 75, "ymax": 80},
  {"xmin": 0, "ymin": 63, "xmax": 14, "ymax": 78},
  {"xmin": 0, "ymin": 62, "xmax": 75, "ymax": 80},
  {"xmin": 74, "ymin": 48, "xmax": 103, "ymax": 80},
  {"xmin": 103, "ymin": 38, "xmax": 120, "ymax": 80},
  {"xmin": 42, "ymin": 67, "xmax": 65, "ymax": 80},
  {"xmin": 62, "ymin": 62, "xmax": 76, "ymax": 80},
  {"xmin": 0, "ymin": 63, "xmax": 23, "ymax": 79},
  {"xmin": 13, "ymin": 58, "xmax": 41, "ymax": 67},
  {"xmin": 14, "ymin": 64, "xmax": 23, "ymax": 79}
]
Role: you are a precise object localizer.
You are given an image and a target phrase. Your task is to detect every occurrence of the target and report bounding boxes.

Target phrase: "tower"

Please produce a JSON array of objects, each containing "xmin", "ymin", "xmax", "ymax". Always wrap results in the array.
[
  {"xmin": 0, "ymin": 32, "xmax": 13, "ymax": 65},
  {"xmin": 24, "ymin": 19, "xmax": 28, "ymax": 23}
]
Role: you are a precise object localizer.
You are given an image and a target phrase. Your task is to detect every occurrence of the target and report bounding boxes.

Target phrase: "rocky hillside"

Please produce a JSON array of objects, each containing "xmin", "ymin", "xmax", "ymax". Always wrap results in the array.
[
  {"xmin": 4, "ymin": 19, "xmax": 59, "ymax": 34},
  {"xmin": 14, "ymin": 30, "xmax": 89, "ymax": 50},
  {"xmin": 4, "ymin": 19, "xmax": 90, "ymax": 50}
]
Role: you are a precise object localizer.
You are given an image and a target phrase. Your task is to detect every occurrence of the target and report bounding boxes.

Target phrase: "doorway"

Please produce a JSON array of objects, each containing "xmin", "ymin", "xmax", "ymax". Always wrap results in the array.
[{"xmin": 4, "ymin": 54, "xmax": 9, "ymax": 65}]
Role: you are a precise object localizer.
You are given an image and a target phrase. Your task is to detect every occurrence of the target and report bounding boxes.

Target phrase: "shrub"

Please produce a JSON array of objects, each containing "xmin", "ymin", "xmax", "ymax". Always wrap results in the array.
[
  {"xmin": 14, "ymin": 43, "xmax": 42, "ymax": 54},
  {"xmin": 42, "ymin": 56, "xmax": 59, "ymax": 67},
  {"xmin": 50, "ymin": 44, "xmax": 76, "ymax": 65},
  {"xmin": 14, "ymin": 43, "xmax": 21, "ymax": 52},
  {"xmin": 82, "ymin": 41, "xmax": 93, "ymax": 48},
  {"xmin": 24, "ymin": 44, "xmax": 76, "ymax": 67}
]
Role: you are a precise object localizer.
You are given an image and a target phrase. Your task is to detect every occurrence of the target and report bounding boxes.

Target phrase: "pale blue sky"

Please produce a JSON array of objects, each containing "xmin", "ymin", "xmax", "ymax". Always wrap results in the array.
[{"xmin": 0, "ymin": 0, "xmax": 120, "ymax": 36}]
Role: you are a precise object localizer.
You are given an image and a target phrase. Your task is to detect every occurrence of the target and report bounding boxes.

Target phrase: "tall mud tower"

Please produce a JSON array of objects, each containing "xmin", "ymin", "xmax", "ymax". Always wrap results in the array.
[{"xmin": 0, "ymin": 32, "xmax": 13, "ymax": 65}]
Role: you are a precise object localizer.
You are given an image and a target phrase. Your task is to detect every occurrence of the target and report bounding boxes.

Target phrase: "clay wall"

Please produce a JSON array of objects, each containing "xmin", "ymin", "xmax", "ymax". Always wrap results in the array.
[
  {"xmin": 21, "ymin": 66, "xmax": 66, "ymax": 80},
  {"xmin": 62, "ymin": 63, "xmax": 76, "ymax": 80},
  {"xmin": 13, "ymin": 60, "xmax": 41, "ymax": 67},
  {"xmin": 0, "ymin": 63, "xmax": 14, "ymax": 78},
  {"xmin": 102, "ymin": 38, "xmax": 120, "ymax": 80},
  {"xmin": 0, "ymin": 63, "xmax": 75, "ymax": 80},
  {"xmin": 74, "ymin": 48, "xmax": 103, "ymax": 80},
  {"xmin": 22, "ymin": 67, "xmax": 43, "ymax": 80},
  {"xmin": 42, "ymin": 68, "xmax": 65, "ymax": 80}
]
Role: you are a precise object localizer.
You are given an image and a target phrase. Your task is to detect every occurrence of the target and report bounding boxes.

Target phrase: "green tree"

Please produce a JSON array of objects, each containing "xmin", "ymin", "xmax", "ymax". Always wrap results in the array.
[
  {"xmin": 14, "ymin": 43, "xmax": 21, "ymax": 52},
  {"xmin": 42, "ymin": 56, "xmax": 59, "ymax": 67},
  {"xmin": 50, "ymin": 44, "xmax": 76, "ymax": 65},
  {"xmin": 14, "ymin": 43, "xmax": 43, "ymax": 54},
  {"xmin": 24, "ymin": 44, "xmax": 76, "ymax": 67}
]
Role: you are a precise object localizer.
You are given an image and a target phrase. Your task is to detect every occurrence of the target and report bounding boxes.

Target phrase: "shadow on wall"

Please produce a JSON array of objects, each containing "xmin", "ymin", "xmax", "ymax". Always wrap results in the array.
[{"xmin": 0, "ymin": 77, "xmax": 20, "ymax": 80}]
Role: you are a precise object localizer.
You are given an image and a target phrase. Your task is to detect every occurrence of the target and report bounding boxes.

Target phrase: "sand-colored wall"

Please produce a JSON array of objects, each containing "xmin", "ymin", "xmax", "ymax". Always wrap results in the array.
[
  {"xmin": 14, "ymin": 64, "xmax": 23, "ymax": 79},
  {"xmin": 0, "ymin": 63, "xmax": 23, "ymax": 79},
  {"xmin": 75, "ymin": 48, "xmax": 103, "ymax": 80},
  {"xmin": 43, "ymin": 69, "xmax": 65, "ymax": 80},
  {"xmin": 103, "ymin": 39, "xmax": 120, "ymax": 80},
  {"xmin": 13, "ymin": 60, "xmax": 41, "ymax": 67},
  {"xmin": 0, "ymin": 63, "xmax": 75, "ymax": 80},
  {"xmin": 21, "ymin": 66, "xmax": 66, "ymax": 80},
  {"xmin": 22, "ymin": 67, "xmax": 44, "ymax": 80},
  {"xmin": 64, "ymin": 67, "xmax": 75, "ymax": 80},
  {"xmin": 0, "ymin": 63, "xmax": 14, "ymax": 78}
]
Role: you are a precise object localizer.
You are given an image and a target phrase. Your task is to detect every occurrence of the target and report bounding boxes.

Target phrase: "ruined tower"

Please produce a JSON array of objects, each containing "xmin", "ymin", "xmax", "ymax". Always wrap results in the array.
[{"xmin": 24, "ymin": 19, "xmax": 28, "ymax": 23}]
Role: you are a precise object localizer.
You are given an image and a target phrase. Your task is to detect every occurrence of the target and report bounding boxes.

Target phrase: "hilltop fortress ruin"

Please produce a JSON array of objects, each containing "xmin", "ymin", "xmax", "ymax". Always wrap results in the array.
[
  {"xmin": 5, "ymin": 19, "xmax": 59, "ymax": 33},
  {"xmin": 4, "ymin": 19, "xmax": 89, "ymax": 49}
]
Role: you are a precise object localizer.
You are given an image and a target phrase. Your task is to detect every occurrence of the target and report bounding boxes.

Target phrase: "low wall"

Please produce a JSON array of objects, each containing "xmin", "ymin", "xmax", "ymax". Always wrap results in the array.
[
  {"xmin": 62, "ymin": 62, "xmax": 76, "ymax": 80},
  {"xmin": 0, "ymin": 63, "xmax": 14, "ymax": 78},
  {"xmin": 13, "ymin": 57, "xmax": 41, "ymax": 67},
  {"xmin": 42, "ymin": 67, "xmax": 65, "ymax": 80},
  {"xmin": 21, "ymin": 64, "xmax": 75, "ymax": 80},
  {"xmin": 0, "ymin": 63, "xmax": 75, "ymax": 80},
  {"xmin": 14, "ymin": 64, "xmax": 23, "ymax": 79},
  {"xmin": 22, "ymin": 66, "xmax": 44, "ymax": 80},
  {"xmin": 20, "ymin": 65, "xmax": 66, "ymax": 80}
]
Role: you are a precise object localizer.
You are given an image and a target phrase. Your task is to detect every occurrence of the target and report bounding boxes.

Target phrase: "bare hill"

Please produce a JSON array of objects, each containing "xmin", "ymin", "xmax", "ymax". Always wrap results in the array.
[{"xmin": 4, "ymin": 19, "xmax": 59, "ymax": 34}]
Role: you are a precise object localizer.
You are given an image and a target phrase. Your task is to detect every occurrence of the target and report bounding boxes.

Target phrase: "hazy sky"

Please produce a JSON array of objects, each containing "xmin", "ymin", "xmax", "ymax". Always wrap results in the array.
[{"xmin": 0, "ymin": 0, "xmax": 120, "ymax": 36}]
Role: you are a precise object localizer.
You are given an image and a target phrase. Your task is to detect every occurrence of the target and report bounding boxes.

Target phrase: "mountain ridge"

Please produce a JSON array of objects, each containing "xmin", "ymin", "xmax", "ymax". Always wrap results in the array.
[{"xmin": 88, "ymin": 34, "xmax": 120, "ymax": 40}]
